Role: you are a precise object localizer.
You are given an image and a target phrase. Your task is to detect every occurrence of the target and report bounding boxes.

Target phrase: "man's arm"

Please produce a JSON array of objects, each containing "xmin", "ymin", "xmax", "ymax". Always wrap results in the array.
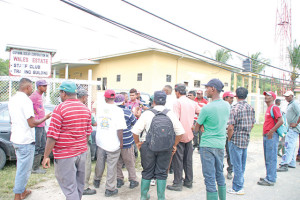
[
  {"xmin": 117, "ymin": 129, "xmax": 123, "ymax": 149},
  {"xmin": 42, "ymin": 137, "xmax": 56, "ymax": 168},
  {"xmin": 27, "ymin": 112, "xmax": 52, "ymax": 128},
  {"xmin": 133, "ymin": 134, "xmax": 143, "ymax": 150},
  {"xmin": 267, "ymin": 116, "xmax": 283, "ymax": 139},
  {"xmin": 172, "ymin": 135, "xmax": 183, "ymax": 155},
  {"xmin": 290, "ymin": 103, "xmax": 300, "ymax": 128},
  {"xmin": 227, "ymin": 125, "xmax": 234, "ymax": 141}
]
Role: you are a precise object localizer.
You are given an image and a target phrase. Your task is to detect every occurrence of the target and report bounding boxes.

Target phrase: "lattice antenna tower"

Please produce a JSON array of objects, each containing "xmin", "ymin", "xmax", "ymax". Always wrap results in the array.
[{"xmin": 275, "ymin": 0, "xmax": 292, "ymax": 92}]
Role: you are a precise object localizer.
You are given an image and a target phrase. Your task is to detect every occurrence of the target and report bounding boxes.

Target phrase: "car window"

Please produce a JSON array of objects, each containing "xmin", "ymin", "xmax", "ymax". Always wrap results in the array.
[{"xmin": 0, "ymin": 109, "xmax": 10, "ymax": 122}]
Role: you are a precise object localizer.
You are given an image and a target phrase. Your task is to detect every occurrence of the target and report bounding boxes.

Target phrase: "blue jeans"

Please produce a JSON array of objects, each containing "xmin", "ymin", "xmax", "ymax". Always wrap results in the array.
[
  {"xmin": 263, "ymin": 132, "xmax": 279, "ymax": 183},
  {"xmin": 12, "ymin": 143, "xmax": 35, "ymax": 194},
  {"xmin": 280, "ymin": 129, "xmax": 299, "ymax": 167},
  {"xmin": 228, "ymin": 141, "xmax": 247, "ymax": 191},
  {"xmin": 199, "ymin": 147, "xmax": 225, "ymax": 192}
]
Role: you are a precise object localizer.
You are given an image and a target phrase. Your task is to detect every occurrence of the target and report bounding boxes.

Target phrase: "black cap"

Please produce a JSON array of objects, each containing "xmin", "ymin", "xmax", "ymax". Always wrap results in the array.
[
  {"xmin": 174, "ymin": 83, "xmax": 186, "ymax": 92},
  {"xmin": 154, "ymin": 91, "xmax": 167, "ymax": 104},
  {"xmin": 203, "ymin": 79, "xmax": 224, "ymax": 92}
]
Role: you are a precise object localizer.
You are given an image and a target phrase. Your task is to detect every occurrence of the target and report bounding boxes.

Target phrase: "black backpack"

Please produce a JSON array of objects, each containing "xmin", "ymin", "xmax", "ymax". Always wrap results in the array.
[{"xmin": 146, "ymin": 109, "xmax": 175, "ymax": 152}]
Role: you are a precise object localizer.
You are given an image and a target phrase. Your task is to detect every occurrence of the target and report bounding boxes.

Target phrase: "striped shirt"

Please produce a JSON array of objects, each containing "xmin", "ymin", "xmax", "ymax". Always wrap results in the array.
[
  {"xmin": 118, "ymin": 105, "xmax": 137, "ymax": 149},
  {"xmin": 47, "ymin": 99, "xmax": 92, "ymax": 159},
  {"xmin": 228, "ymin": 100, "xmax": 255, "ymax": 148}
]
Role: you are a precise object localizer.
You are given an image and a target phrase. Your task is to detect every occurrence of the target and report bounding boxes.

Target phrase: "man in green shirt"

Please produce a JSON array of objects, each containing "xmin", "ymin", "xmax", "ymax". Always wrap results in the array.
[{"xmin": 195, "ymin": 79, "xmax": 230, "ymax": 200}]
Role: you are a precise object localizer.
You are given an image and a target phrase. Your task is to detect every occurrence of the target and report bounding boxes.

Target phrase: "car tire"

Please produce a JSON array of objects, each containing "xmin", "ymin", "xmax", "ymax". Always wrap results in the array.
[{"xmin": 0, "ymin": 148, "xmax": 6, "ymax": 170}]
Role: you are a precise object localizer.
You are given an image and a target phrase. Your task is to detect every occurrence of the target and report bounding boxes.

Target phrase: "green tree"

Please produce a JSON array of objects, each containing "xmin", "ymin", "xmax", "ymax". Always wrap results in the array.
[
  {"xmin": 215, "ymin": 48, "xmax": 232, "ymax": 64},
  {"xmin": 288, "ymin": 40, "xmax": 300, "ymax": 92},
  {"xmin": 250, "ymin": 52, "xmax": 270, "ymax": 73},
  {"xmin": 0, "ymin": 58, "xmax": 9, "ymax": 76}
]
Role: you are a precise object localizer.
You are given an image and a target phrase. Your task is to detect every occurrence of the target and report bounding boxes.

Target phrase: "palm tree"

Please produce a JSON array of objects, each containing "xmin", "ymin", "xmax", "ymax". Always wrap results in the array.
[
  {"xmin": 215, "ymin": 48, "xmax": 232, "ymax": 64},
  {"xmin": 250, "ymin": 52, "xmax": 270, "ymax": 74},
  {"xmin": 288, "ymin": 40, "xmax": 300, "ymax": 92}
]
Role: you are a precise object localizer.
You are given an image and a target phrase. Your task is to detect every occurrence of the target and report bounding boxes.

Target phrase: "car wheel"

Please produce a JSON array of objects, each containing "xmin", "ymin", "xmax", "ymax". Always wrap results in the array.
[{"xmin": 0, "ymin": 148, "xmax": 6, "ymax": 170}]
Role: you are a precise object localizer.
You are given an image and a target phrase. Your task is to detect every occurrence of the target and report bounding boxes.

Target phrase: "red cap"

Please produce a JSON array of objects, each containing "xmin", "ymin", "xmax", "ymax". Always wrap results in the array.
[
  {"xmin": 263, "ymin": 91, "xmax": 276, "ymax": 99},
  {"xmin": 223, "ymin": 91, "xmax": 235, "ymax": 98},
  {"xmin": 104, "ymin": 89, "xmax": 116, "ymax": 98}
]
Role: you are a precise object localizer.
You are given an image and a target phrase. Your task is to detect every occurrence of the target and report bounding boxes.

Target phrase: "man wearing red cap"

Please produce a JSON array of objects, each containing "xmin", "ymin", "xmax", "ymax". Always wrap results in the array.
[
  {"xmin": 223, "ymin": 91, "xmax": 235, "ymax": 180},
  {"xmin": 257, "ymin": 91, "xmax": 283, "ymax": 186},
  {"xmin": 93, "ymin": 89, "xmax": 127, "ymax": 197}
]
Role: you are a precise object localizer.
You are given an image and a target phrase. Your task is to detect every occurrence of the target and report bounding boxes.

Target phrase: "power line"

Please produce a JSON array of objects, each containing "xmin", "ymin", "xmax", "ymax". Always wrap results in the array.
[
  {"xmin": 121, "ymin": 0, "xmax": 298, "ymax": 76},
  {"xmin": 60, "ymin": 0, "xmax": 300, "ymax": 85}
]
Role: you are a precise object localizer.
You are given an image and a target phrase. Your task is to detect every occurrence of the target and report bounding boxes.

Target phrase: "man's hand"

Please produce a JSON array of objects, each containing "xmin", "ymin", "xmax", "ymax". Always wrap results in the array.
[
  {"xmin": 45, "ymin": 112, "xmax": 52, "ymax": 120},
  {"xmin": 172, "ymin": 145, "xmax": 177, "ymax": 155},
  {"xmin": 120, "ymin": 142, "xmax": 123, "ymax": 149},
  {"xmin": 42, "ymin": 157, "xmax": 51, "ymax": 169},
  {"xmin": 200, "ymin": 125, "xmax": 204, "ymax": 133},
  {"xmin": 290, "ymin": 123, "xmax": 298, "ymax": 128},
  {"xmin": 267, "ymin": 130, "xmax": 274, "ymax": 139},
  {"xmin": 136, "ymin": 141, "xmax": 144, "ymax": 150}
]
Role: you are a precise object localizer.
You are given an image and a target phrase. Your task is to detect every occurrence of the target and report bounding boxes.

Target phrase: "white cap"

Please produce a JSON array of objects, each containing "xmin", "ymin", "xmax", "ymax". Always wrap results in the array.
[{"xmin": 283, "ymin": 91, "xmax": 294, "ymax": 97}]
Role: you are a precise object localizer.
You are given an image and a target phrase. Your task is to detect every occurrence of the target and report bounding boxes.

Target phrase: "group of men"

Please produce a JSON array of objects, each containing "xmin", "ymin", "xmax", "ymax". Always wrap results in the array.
[{"xmin": 8, "ymin": 77, "xmax": 300, "ymax": 200}]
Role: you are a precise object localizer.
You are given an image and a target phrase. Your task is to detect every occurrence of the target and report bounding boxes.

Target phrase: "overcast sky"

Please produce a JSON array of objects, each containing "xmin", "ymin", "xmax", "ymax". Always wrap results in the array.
[{"xmin": 0, "ymin": 0, "xmax": 299, "ymax": 74}]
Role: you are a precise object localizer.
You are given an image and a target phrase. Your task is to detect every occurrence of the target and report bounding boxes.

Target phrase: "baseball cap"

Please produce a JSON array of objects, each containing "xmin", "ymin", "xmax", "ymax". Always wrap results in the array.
[
  {"xmin": 203, "ymin": 79, "xmax": 224, "ymax": 92},
  {"xmin": 283, "ymin": 91, "xmax": 294, "ymax": 97},
  {"xmin": 104, "ymin": 89, "xmax": 116, "ymax": 98},
  {"xmin": 58, "ymin": 81, "xmax": 77, "ymax": 93},
  {"xmin": 223, "ymin": 91, "xmax": 235, "ymax": 98},
  {"xmin": 154, "ymin": 91, "xmax": 167, "ymax": 104},
  {"xmin": 175, "ymin": 83, "xmax": 186, "ymax": 92},
  {"xmin": 36, "ymin": 80, "xmax": 48, "ymax": 87},
  {"xmin": 114, "ymin": 94, "xmax": 125, "ymax": 105},
  {"xmin": 77, "ymin": 89, "xmax": 88, "ymax": 98},
  {"xmin": 263, "ymin": 91, "xmax": 276, "ymax": 99}
]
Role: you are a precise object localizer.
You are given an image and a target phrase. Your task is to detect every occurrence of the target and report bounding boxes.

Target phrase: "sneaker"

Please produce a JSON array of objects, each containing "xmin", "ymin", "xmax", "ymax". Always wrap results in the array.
[
  {"xmin": 227, "ymin": 188, "xmax": 244, "ymax": 195},
  {"xmin": 150, "ymin": 179, "xmax": 156, "ymax": 186},
  {"xmin": 277, "ymin": 164, "xmax": 288, "ymax": 172},
  {"xmin": 166, "ymin": 183, "xmax": 183, "ymax": 191},
  {"xmin": 288, "ymin": 165, "xmax": 296, "ymax": 168},
  {"xmin": 183, "ymin": 181, "xmax": 192, "ymax": 188},
  {"xmin": 257, "ymin": 179, "xmax": 274, "ymax": 186},
  {"xmin": 227, "ymin": 172, "xmax": 233, "ymax": 180},
  {"xmin": 105, "ymin": 189, "xmax": 118, "ymax": 197},
  {"xmin": 117, "ymin": 179, "xmax": 124, "ymax": 188},
  {"xmin": 83, "ymin": 188, "xmax": 96, "ymax": 195},
  {"xmin": 129, "ymin": 180, "xmax": 139, "ymax": 189},
  {"xmin": 93, "ymin": 180, "xmax": 100, "ymax": 188}
]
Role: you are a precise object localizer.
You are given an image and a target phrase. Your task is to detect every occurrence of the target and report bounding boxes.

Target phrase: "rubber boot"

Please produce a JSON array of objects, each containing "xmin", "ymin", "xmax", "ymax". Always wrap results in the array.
[
  {"xmin": 140, "ymin": 179, "xmax": 151, "ymax": 200},
  {"xmin": 32, "ymin": 154, "xmax": 46, "ymax": 174},
  {"xmin": 157, "ymin": 179, "xmax": 167, "ymax": 200},
  {"xmin": 206, "ymin": 191, "xmax": 218, "ymax": 200},
  {"xmin": 218, "ymin": 185, "xmax": 226, "ymax": 200}
]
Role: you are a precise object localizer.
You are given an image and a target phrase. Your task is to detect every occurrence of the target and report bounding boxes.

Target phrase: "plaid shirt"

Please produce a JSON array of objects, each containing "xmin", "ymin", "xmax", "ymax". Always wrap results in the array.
[{"xmin": 228, "ymin": 100, "xmax": 255, "ymax": 148}]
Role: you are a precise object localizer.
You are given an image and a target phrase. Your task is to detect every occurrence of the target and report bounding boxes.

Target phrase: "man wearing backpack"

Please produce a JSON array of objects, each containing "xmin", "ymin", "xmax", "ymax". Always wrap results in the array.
[
  {"xmin": 277, "ymin": 91, "xmax": 300, "ymax": 172},
  {"xmin": 132, "ymin": 91, "xmax": 185, "ymax": 200},
  {"xmin": 257, "ymin": 91, "xmax": 283, "ymax": 186}
]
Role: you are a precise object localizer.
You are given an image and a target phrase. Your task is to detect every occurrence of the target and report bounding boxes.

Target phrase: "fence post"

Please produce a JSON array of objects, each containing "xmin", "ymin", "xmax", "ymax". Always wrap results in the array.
[
  {"xmin": 256, "ymin": 88, "xmax": 260, "ymax": 124},
  {"xmin": 8, "ymin": 79, "xmax": 12, "ymax": 100},
  {"xmin": 88, "ymin": 69, "xmax": 92, "ymax": 111}
]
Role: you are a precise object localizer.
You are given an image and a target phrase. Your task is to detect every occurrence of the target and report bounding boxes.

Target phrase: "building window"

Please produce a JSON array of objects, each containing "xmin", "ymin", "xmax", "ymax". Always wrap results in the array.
[
  {"xmin": 117, "ymin": 75, "xmax": 121, "ymax": 82},
  {"xmin": 166, "ymin": 74, "xmax": 171, "ymax": 82},
  {"xmin": 224, "ymin": 82, "xmax": 228, "ymax": 87},
  {"xmin": 194, "ymin": 80, "xmax": 200, "ymax": 88},
  {"xmin": 97, "ymin": 78, "xmax": 101, "ymax": 90},
  {"xmin": 137, "ymin": 73, "xmax": 142, "ymax": 81},
  {"xmin": 103, "ymin": 77, "xmax": 107, "ymax": 90},
  {"xmin": 184, "ymin": 81, "xmax": 189, "ymax": 86}
]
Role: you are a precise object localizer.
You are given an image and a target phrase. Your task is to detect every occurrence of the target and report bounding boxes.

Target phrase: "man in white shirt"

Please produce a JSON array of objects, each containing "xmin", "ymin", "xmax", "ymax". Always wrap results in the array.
[
  {"xmin": 9, "ymin": 78, "xmax": 51, "ymax": 200},
  {"xmin": 163, "ymin": 85, "xmax": 177, "ymax": 112},
  {"xmin": 132, "ymin": 91, "xmax": 185, "ymax": 200},
  {"xmin": 93, "ymin": 89, "xmax": 127, "ymax": 197}
]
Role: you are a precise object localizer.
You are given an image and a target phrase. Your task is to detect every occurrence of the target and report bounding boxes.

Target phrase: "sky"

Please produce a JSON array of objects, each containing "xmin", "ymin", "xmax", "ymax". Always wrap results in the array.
[{"xmin": 0, "ymin": 0, "xmax": 299, "ymax": 75}]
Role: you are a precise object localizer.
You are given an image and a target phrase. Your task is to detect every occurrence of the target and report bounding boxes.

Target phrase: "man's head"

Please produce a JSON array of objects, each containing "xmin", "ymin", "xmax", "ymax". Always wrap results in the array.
[
  {"xmin": 187, "ymin": 91, "xmax": 196, "ymax": 100},
  {"xmin": 114, "ymin": 94, "xmax": 125, "ymax": 106},
  {"xmin": 275, "ymin": 99, "xmax": 281, "ymax": 106},
  {"xmin": 223, "ymin": 91, "xmax": 235, "ymax": 105},
  {"xmin": 283, "ymin": 91, "xmax": 294, "ymax": 103},
  {"xmin": 196, "ymin": 90, "xmax": 204, "ymax": 100},
  {"xmin": 77, "ymin": 89, "xmax": 88, "ymax": 105},
  {"xmin": 136, "ymin": 91, "xmax": 141, "ymax": 100},
  {"xmin": 19, "ymin": 78, "xmax": 33, "ymax": 96},
  {"xmin": 36, "ymin": 80, "xmax": 48, "ymax": 94},
  {"xmin": 204, "ymin": 79, "xmax": 224, "ymax": 98},
  {"xmin": 263, "ymin": 91, "xmax": 276, "ymax": 104},
  {"xmin": 58, "ymin": 81, "xmax": 77, "ymax": 102},
  {"xmin": 174, "ymin": 83, "xmax": 186, "ymax": 98},
  {"xmin": 104, "ymin": 89, "xmax": 116, "ymax": 104},
  {"xmin": 163, "ymin": 85, "xmax": 172, "ymax": 95},
  {"xmin": 129, "ymin": 88, "xmax": 137, "ymax": 101},
  {"xmin": 153, "ymin": 91, "xmax": 167, "ymax": 106},
  {"xmin": 120, "ymin": 92, "xmax": 128, "ymax": 103},
  {"xmin": 236, "ymin": 87, "xmax": 248, "ymax": 100}
]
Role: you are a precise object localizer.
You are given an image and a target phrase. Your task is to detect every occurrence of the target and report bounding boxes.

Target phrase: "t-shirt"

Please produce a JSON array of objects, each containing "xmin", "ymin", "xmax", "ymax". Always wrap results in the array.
[
  {"xmin": 96, "ymin": 103, "xmax": 127, "ymax": 152},
  {"xmin": 29, "ymin": 91, "xmax": 46, "ymax": 127},
  {"xmin": 263, "ymin": 104, "xmax": 282, "ymax": 134},
  {"xmin": 197, "ymin": 99, "xmax": 230, "ymax": 149},
  {"xmin": 194, "ymin": 98, "xmax": 208, "ymax": 108},
  {"xmin": 47, "ymin": 99, "xmax": 92, "ymax": 159},
  {"xmin": 9, "ymin": 92, "xmax": 35, "ymax": 144}
]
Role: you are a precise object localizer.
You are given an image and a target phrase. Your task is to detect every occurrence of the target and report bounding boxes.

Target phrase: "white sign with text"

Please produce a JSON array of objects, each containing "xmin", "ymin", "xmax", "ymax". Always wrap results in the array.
[{"xmin": 9, "ymin": 49, "xmax": 52, "ymax": 77}]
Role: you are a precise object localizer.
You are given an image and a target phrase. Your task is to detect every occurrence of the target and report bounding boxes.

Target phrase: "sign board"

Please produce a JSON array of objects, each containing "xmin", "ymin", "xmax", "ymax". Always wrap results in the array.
[{"xmin": 9, "ymin": 49, "xmax": 52, "ymax": 77}]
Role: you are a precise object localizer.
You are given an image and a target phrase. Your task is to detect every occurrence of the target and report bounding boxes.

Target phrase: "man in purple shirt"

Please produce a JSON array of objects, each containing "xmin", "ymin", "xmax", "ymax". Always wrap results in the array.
[{"xmin": 29, "ymin": 79, "xmax": 48, "ymax": 174}]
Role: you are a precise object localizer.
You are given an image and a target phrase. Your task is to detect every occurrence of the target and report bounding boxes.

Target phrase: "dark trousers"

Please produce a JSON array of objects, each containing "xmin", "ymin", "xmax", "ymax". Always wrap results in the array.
[
  {"xmin": 225, "ymin": 139, "xmax": 233, "ymax": 174},
  {"xmin": 173, "ymin": 141, "xmax": 193, "ymax": 184},
  {"xmin": 140, "ymin": 143, "xmax": 172, "ymax": 180},
  {"xmin": 34, "ymin": 127, "xmax": 46, "ymax": 155}
]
